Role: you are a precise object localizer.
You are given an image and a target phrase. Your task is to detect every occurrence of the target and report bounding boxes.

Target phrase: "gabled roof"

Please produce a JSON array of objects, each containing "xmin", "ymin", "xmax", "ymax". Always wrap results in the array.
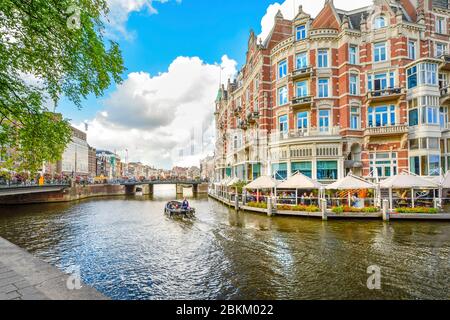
[{"xmin": 310, "ymin": 0, "xmax": 341, "ymax": 30}]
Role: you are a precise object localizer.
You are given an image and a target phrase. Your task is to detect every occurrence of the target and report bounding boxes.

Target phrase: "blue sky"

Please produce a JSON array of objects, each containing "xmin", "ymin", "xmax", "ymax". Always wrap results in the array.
[
  {"xmin": 60, "ymin": 0, "xmax": 275, "ymax": 123},
  {"xmin": 63, "ymin": 0, "xmax": 372, "ymax": 168}
]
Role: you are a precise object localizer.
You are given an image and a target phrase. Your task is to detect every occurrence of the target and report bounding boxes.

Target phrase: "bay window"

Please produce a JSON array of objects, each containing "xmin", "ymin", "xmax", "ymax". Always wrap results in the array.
[
  {"xmin": 407, "ymin": 63, "xmax": 438, "ymax": 88},
  {"xmin": 368, "ymin": 105, "xmax": 396, "ymax": 127},
  {"xmin": 410, "ymin": 155, "xmax": 441, "ymax": 176}
]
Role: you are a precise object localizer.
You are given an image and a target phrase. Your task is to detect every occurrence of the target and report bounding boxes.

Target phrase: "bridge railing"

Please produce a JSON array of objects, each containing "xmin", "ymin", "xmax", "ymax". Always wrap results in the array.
[{"xmin": 0, "ymin": 182, "xmax": 71, "ymax": 189}]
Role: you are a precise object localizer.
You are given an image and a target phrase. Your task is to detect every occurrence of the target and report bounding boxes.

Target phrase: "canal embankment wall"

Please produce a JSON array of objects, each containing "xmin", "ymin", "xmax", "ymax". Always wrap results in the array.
[
  {"xmin": 209, "ymin": 193, "xmax": 450, "ymax": 221},
  {"xmin": 0, "ymin": 236, "xmax": 107, "ymax": 300}
]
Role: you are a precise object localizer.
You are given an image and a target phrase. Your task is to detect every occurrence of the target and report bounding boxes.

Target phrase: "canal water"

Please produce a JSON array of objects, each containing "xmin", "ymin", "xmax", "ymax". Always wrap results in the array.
[{"xmin": 0, "ymin": 185, "xmax": 448, "ymax": 300}]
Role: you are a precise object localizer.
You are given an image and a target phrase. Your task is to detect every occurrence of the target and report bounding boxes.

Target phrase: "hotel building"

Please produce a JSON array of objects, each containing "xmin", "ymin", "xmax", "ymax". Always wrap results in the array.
[{"xmin": 214, "ymin": 0, "xmax": 450, "ymax": 183}]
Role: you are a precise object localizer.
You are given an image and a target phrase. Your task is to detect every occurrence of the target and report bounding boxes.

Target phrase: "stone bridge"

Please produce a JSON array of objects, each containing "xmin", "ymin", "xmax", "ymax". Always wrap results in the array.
[
  {"xmin": 0, "ymin": 185, "xmax": 70, "ymax": 197},
  {"xmin": 120, "ymin": 180, "xmax": 203, "ymax": 195}
]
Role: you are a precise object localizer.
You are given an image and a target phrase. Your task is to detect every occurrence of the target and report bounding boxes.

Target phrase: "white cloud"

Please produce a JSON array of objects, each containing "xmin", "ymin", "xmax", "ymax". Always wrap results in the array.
[
  {"xmin": 258, "ymin": 0, "xmax": 374, "ymax": 42},
  {"xmin": 105, "ymin": 0, "xmax": 181, "ymax": 40},
  {"xmin": 76, "ymin": 55, "xmax": 237, "ymax": 169}
]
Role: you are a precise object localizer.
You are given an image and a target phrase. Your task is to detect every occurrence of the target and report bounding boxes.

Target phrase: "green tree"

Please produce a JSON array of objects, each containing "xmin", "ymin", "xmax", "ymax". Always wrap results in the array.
[{"xmin": 0, "ymin": 0, "xmax": 124, "ymax": 174}]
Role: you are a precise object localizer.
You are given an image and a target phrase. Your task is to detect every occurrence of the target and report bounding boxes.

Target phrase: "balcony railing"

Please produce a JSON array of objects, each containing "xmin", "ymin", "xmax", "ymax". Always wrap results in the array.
[
  {"xmin": 364, "ymin": 124, "xmax": 408, "ymax": 136},
  {"xmin": 438, "ymin": 53, "xmax": 450, "ymax": 70},
  {"xmin": 291, "ymin": 96, "xmax": 313, "ymax": 107},
  {"xmin": 271, "ymin": 126, "xmax": 340, "ymax": 142},
  {"xmin": 441, "ymin": 85, "xmax": 450, "ymax": 98},
  {"xmin": 290, "ymin": 66, "xmax": 313, "ymax": 79},
  {"xmin": 367, "ymin": 88, "xmax": 402, "ymax": 101}
]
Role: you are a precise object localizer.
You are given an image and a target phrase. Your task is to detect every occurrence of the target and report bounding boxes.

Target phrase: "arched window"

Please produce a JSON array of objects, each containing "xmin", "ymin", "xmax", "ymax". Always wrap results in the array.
[{"xmin": 374, "ymin": 16, "xmax": 387, "ymax": 29}]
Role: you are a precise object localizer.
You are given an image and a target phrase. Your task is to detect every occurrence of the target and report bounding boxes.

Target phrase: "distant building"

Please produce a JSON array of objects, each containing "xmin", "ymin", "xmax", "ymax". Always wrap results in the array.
[
  {"xmin": 88, "ymin": 145, "xmax": 97, "ymax": 178},
  {"xmin": 61, "ymin": 126, "xmax": 89, "ymax": 177},
  {"xmin": 200, "ymin": 156, "xmax": 215, "ymax": 181},
  {"xmin": 187, "ymin": 166, "xmax": 200, "ymax": 180},
  {"xmin": 96, "ymin": 150, "xmax": 121, "ymax": 179}
]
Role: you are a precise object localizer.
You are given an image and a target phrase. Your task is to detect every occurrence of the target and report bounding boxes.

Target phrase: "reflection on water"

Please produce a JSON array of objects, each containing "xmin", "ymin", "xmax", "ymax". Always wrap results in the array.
[{"xmin": 0, "ymin": 185, "xmax": 449, "ymax": 300}]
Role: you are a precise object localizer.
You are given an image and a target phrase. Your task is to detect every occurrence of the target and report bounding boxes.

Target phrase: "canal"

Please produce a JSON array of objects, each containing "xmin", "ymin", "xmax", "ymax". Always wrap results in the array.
[{"xmin": 0, "ymin": 186, "xmax": 449, "ymax": 300}]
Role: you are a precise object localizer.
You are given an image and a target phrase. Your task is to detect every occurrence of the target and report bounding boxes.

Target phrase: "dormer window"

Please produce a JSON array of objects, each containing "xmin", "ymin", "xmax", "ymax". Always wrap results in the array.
[
  {"xmin": 374, "ymin": 16, "xmax": 387, "ymax": 29},
  {"xmin": 296, "ymin": 25, "xmax": 307, "ymax": 41}
]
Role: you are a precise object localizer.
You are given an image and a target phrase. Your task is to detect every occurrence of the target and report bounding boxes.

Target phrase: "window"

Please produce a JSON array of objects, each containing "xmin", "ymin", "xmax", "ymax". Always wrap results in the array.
[
  {"xmin": 374, "ymin": 42, "xmax": 387, "ymax": 62},
  {"xmin": 422, "ymin": 106, "xmax": 439, "ymax": 125},
  {"xmin": 407, "ymin": 63, "xmax": 438, "ymax": 88},
  {"xmin": 296, "ymin": 52, "xmax": 308, "ymax": 69},
  {"xmin": 252, "ymin": 163, "xmax": 261, "ymax": 181},
  {"xmin": 296, "ymin": 81, "xmax": 308, "ymax": 97},
  {"xmin": 317, "ymin": 161, "xmax": 338, "ymax": 180},
  {"xmin": 278, "ymin": 60, "xmax": 287, "ymax": 79},
  {"xmin": 278, "ymin": 86, "xmax": 288, "ymax": 105},
  {"xmin": 291, "ymin": 162, "xmax": 312, "ymax": 178},
  {"xmin": 436, "ymin": 43, "xmax": 447, "ymax": 58},
  {"xmin": 409, "ymin": 108, "xmax": 419, "ymax": 126},
  {"xmin": 279, "ymin": 115, "xmax": 288, "ymax": 133},
  {"xmin": 368, "ymin": 72, "xmax": 395, "ymax": 91},
  {"xmin": 440, "ymin": 107, "xmax": 448, "ymax": 128},
  {"xmin": 318, "ymin": 49, "xmax": 328, "ymax": 68},
  {"xmin": 272, "ymin": 163, "xmax": 287, "ymax": 180},
  {"xmin": 297, "ymin": 111, "xmax": 308, "ymax": 131},
  {"xmin": 374, "ymin": 16, "xmax": 386, "ymax": 29},
  {"xmin": 349, "ymin": 45, "xmax": 358, "ymax": 64},
  {"xmin": 408, "ymin": 40, "xmax": 417, "ymax": 60},
  {"xmin": 318, "ymin": 109, "xmax": 331, "ymax": 132},
  {"xmin": 296, "ymin": 25, "xmax": 307, "ymax": 41},
  {"xmin": 318, "ymin": 78, "xmax": 329, "ymax": 98},
  {"xmin": 349, "ymin": 74, "xmax": 358, "ymax": 95},
  {"xmin": 439, "ymin": 73, "xmax": 448, "ymax": 89},
  {"xmin": 370, "ymin": 153, "xmax": 397, "ymax": 178},
  {"xmin": 368, "ymin": 105, "xmax": 396, "ymax": 127},
  {"xmin": 410, "ymin": 155, "xmax": 441, "ymax": 176},
  {"xmin": 436, "ymin": 17, "xmax": 446, "ymax": 34},
  {"xmin": 350, "ymin": 106, "xmax": 360, "ymax": 129}
]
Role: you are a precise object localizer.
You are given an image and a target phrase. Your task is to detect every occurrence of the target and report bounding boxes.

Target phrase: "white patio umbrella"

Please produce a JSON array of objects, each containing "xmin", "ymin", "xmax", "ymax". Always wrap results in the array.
[
  {"xmin": 244, "ymin": 176, "xmax": 280, "ymax": 203},
  {"xmin": 326, "ymin": 173, "xmax": 375, "ymax": 206},
  {"xmin": 278, "ymin": 172, "xmax": 322, "ymax": 205},
  {"xmin": 380, "ymin": 173, "xmax": 439, "ymax": 209}
]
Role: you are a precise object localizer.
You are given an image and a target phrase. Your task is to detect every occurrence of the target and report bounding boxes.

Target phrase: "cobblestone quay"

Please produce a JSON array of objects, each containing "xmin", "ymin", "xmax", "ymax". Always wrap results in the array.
[{"xmin": 0, "ymin": 237, "xmax": 107, "ymax": 300}]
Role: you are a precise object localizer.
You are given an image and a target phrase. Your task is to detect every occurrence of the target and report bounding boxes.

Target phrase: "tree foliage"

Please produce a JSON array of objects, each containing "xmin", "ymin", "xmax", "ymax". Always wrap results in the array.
[{"xmin": 0, "ymin": 0, "xmax": 124, "ymax": 174}]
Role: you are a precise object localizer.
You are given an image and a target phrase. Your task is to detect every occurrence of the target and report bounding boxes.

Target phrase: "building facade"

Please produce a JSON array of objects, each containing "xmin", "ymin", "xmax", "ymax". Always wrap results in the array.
[
  {"xmin": 214, "ymin": 0, "xmax": 450, "ymax": 183},
  {"xmin": 60, "ymin": 126, "xmax": 89, "ymax": 177},
  {"xmin": 96, "ymin": 150, "xmax": 121, "ymax": 179}
]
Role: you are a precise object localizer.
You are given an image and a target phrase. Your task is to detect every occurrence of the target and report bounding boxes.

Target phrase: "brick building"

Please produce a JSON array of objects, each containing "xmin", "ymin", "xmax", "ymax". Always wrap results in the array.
[{"xmin": 214, "ymin": 0, "xmax": 450, "ymax": 183}]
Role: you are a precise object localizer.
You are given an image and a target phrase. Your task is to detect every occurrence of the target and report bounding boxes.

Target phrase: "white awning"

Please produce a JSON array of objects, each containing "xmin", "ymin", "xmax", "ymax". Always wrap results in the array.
[
  {"xmin": 326, "ymin": 174, "xmax": 375, "ymax": 190},
  {"xmin": 380, "ymin": 173, "xmax": 438, "ymax": 189},
  {"xmin": 277, "ymin": 172, "xmax": 322, "ymax": 189},
  {"xmin": 244, "ymin": 176, "xmax": 279, "ymax": 190}
]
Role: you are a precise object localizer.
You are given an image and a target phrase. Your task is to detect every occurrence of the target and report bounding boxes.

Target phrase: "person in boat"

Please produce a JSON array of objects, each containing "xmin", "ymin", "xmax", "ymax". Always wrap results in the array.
[{"xmin": 182, "ymin": 198, "xmax": 190, "ymax": 210}]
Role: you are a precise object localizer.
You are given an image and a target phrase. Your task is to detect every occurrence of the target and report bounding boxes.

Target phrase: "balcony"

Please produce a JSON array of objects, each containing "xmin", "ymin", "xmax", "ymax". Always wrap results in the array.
[
  {"xmin": 290, "ymin": 66, "xmax": 314, "ymax": 80},
  {"xmin": 441, "ymin": 85, "xmax": 450, "ymax": 104},
  {"xmin": 364, "ymin": 124, "xmax": 408, "ymax": 137},
  {"xmin": 270, "ymin": 126, "xmax": 340, "ymax": 143},
  {"xmin": 367, "ymin": 88, "xmax": 403, "ymax": 103},
  {"xmin": 246, "ymin": 111, "xmax": 260, "ymax": 123},
  {"xmin": 291, "ymin": 96, "xmax": 313, "ymax": 108},
  {"xmin": 438, "ymin": 53, "xmax": 450, "ymax": 71}
]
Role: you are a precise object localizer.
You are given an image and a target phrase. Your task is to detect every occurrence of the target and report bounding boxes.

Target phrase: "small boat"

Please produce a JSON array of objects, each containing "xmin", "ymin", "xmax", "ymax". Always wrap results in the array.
[{"xmin": 164, "ymin": 201, "xmax": 195, "ymax": 217}]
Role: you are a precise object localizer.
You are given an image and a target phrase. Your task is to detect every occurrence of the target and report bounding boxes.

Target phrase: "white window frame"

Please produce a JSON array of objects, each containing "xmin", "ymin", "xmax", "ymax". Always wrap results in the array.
[
  {"xmin": 408, "ymin": 40, "xmax": 417, "ymax": 60},
  {"xmin": 296, "ymin": 25, "xmax": 307, "ymax": 41},
  {"xmin": 317, "ymin": 49, "xmax": 329, "ymax": 68},
  {"xmin": 278, "ymin": 86, "xmax": 288, "ymax": 106},
  {"xmin": 374, "ymin": 42, "xmax": 387, "ymax": 62},
  {"xmin": 318, "ymin": 78, "xmax": 330, "ymax": 98},
  {"xmin": 278, "ymin": 60, "xmax": 287, "ymax": 79}
]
